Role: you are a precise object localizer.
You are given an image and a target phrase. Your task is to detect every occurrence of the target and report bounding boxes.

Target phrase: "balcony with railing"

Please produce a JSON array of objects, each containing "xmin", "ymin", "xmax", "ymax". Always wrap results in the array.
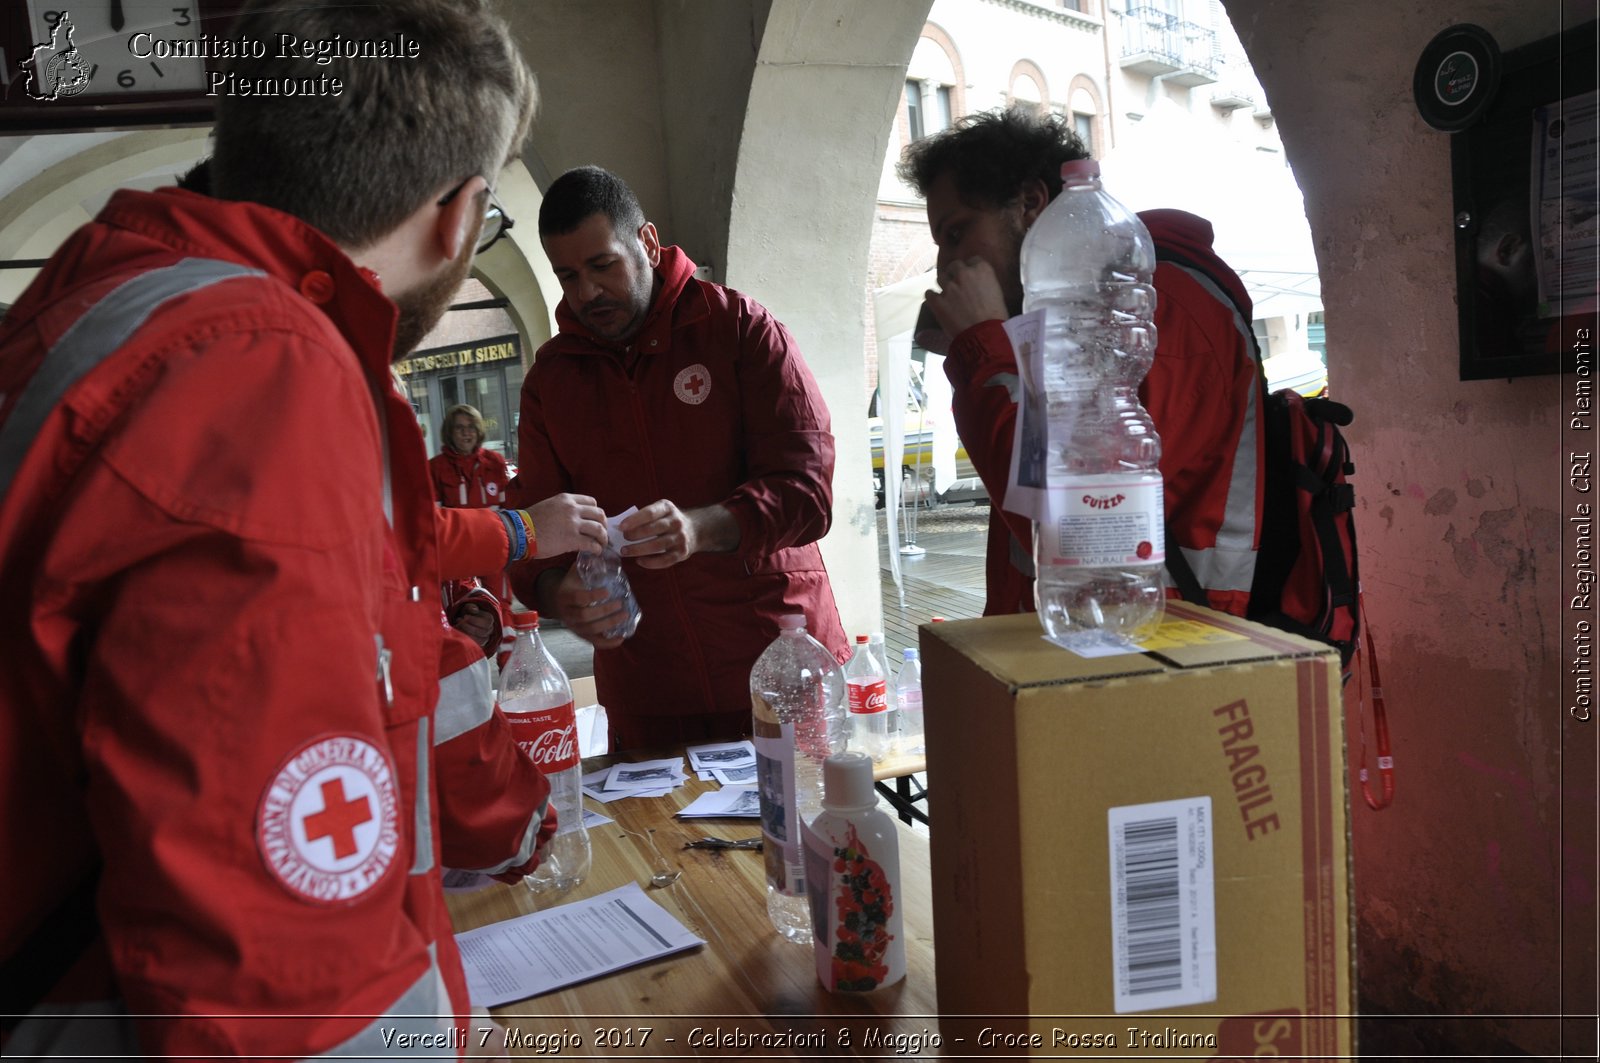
[{"xmin": 1118, "ymin": 5, "xmax": 1218, "ymax": 86}]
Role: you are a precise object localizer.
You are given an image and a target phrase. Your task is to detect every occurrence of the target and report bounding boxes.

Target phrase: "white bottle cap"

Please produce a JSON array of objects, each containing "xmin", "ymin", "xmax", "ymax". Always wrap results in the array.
[
  {"xmin": 822, "ymin": 751, "xmax": 877, "ymax": 810},
  {"xmin": 779, "ymin": 614, "xmax": 806, "ymax": 630}
]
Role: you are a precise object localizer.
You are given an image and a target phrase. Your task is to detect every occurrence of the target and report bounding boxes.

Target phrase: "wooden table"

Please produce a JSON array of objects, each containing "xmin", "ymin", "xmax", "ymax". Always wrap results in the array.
[
  {"xmin": 447, "ymin": 752, "xmax": 944, "ymax": 1058},
  {"xmin": 873, "ymin": 752, "xmax": 929, "ymax": 826}
]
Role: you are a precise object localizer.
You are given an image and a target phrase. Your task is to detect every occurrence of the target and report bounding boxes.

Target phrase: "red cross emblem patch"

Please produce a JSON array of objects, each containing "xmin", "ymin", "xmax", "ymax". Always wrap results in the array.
[
  {"xmin": 673, "ymin": 363, "xmax": 712, "ymax": 406},
  {"xmin": 257, "ymin": 735, "xmax": 400, "ymax": 905}
]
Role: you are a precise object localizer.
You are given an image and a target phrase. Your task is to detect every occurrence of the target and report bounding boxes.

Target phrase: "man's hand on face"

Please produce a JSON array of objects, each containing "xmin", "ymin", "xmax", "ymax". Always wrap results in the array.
[
  {"xmin": 924, "ymin": 255, "xmax": 1010, "ymax": 340},
  {"xmin": 551, "ymin": 565, "xmax": 628, "ymax": 650}
]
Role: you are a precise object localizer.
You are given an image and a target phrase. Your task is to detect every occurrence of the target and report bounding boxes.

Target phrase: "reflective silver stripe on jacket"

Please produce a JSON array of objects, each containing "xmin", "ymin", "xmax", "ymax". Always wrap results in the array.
[
  {"xmin": 0, "ymin": 259, "xmax": 265, "ymax": 498},
  {"xmin": 313, "ymin": 943, "xmax": 454, "ymax": 1059},
  {"xmin": 1166, "ymin": 261, "xmax": 1262, "ymax": 595},
  {"xmin": 411, "ymin": 718, "xmax": 434, "ymax": 875},
  {"xmin": 432, "ymin": 654, "xmax": 496, "ymax": 745}
]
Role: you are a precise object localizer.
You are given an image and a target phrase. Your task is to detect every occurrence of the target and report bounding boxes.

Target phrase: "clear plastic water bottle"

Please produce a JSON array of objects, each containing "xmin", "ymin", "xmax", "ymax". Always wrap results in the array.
[
  {"xmin": 893, "ymin": 647, "xmax": 924, "ymax": 756},
  {"xmin": 845, "ymin": 635, "xmax": 890, "ymax": 763},
  {"xmin": 750, "ymin": 614, "xmax": 846, "ymax": 943},
  {"xmin": 499, "ymin": 611, "xmax": 591, "ymax": 893},
  {"xmin": 1020, "ymin": 157, "xmax": 1166, "ymax": 643},
  {"xmin": 575, "ymin": 545, "xmax": 642, "ymax": 640}
]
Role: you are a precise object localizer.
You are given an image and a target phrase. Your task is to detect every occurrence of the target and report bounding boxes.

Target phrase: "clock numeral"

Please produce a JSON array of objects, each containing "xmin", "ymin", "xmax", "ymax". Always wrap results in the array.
[
  {"xmin": 173, "ymin": 7, "xmax": 194, "ymax": 28},
  {"xmin": 117, "ymin": 69, "xmax": 135, "ymax": 89}
]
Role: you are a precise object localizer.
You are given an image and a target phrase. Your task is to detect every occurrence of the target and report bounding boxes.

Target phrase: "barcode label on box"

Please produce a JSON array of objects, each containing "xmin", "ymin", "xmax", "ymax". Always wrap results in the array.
[{"xmin": 1107, "ymin": 797, "xmax": 1216, "ymax": 1013}]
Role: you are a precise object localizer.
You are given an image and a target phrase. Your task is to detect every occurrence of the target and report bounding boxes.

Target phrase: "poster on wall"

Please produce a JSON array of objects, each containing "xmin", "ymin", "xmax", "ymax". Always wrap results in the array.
[
  {"xmin": 1532, "ymin": 90, "xmax": 1599, "ymax": 319},
  {"xmin": 1452, "ymin": 21, "xmax": 1597, "ymax": 381}
]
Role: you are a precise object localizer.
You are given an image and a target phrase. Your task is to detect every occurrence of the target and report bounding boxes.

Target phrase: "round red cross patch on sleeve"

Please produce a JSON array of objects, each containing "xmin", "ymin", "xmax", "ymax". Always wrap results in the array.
[
  {"xmin": 257, "ymin": 735, "xmax": 401, "ymax": 906},
  {"xmin": 673, "ymin": 364, "xmax": 712, "ymax": 405}
]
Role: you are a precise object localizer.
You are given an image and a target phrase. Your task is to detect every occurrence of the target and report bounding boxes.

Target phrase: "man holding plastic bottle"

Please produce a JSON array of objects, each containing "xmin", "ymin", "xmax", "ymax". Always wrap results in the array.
[
  {"xmin": 896, "ymin": 105, "xmax": 1264, "ymax": 621},
  {"xmin": 507, "ymin": 166, "xmax": 850, "ymax": 752}
]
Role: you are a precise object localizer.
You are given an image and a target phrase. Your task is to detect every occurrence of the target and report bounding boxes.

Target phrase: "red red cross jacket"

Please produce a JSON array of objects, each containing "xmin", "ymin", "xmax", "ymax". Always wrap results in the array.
[
  {"xmin": 508, "ymin": 246, "xmax": 849, "ymax": 749},
  {"xmin": 0, "ymin": 188, "xmax": 553, "ymax": 1058},
  {"xmin": 945, "ymin": 208, "xmax": 1263, "ymax": 619},
  {"xmin": 430, "ymin": 446, "xmax": 510, "ymax": 509}
]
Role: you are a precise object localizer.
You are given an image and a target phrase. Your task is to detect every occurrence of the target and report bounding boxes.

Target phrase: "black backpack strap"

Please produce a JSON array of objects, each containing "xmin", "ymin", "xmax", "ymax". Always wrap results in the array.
[
  {"xmin": 1163, "ymin": 522, "xmax": 1208, "ymax": 606},
  {"xmin": 0, "ymin": 867, "xmax": 101, "ymax": 1031}
]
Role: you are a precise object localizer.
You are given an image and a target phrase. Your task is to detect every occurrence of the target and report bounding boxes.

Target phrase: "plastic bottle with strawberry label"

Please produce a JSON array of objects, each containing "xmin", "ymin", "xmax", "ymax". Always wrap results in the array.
[
  {"xmin": 845, "ymin": 634, "xmax": 890, "ymax": 763},
  {"xmin": 500, "ymin": 610, "xmax": 591, "ymax": 893}
]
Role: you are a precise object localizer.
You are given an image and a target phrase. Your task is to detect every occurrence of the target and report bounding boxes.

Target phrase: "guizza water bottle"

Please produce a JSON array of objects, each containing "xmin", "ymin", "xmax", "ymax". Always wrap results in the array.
[
  {"xmin": 750, "ymin": 614, "xmax": 846, "ymax": 943},
  {"xmin": 1020, "ymin": 157, "xmax": 1166, "ymax": 643},
  {"xmin": 499, "ymin": 610, "xmax": 591, "ymax": 893}
]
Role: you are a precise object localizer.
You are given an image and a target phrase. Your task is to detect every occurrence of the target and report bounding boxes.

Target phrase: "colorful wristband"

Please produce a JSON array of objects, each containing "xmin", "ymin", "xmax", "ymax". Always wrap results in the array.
[
  {"xmin": 499, "ymin": 508, "xmax": 528, "ymax": 563},
  {"xmin": 516, "ymin": 509, "xmax": 536, "ymax": 559}
]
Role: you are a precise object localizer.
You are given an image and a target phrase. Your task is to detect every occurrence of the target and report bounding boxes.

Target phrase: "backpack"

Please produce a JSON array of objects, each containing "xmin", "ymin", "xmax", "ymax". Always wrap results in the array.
[
  {"xmin": 1244, "ymin": 389, "xmax": 1361, "ymax": 669},
  {"xmin": 1153, "ymin": 239, "xmax": 1387, "ymax": 808},
  {"xmin": 1153, "ymin": 246, "xmax": 1361, "ymax": 672}
]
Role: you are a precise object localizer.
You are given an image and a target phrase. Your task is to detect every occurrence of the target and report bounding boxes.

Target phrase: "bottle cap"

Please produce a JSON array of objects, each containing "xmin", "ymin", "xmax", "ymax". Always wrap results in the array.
[
  {"xmin": 1060, "ymin": 158, "xmax": 1100, "ymax": 181},
  {"xmin": 510, "ymin": 610, "xmax": 540, "ymax": 632},
  {"xmin": 855, "ymin": 634, "xmax": 868, "ymax": 644},
  {"xmin": 903, "ymin": 647, "xmax": 918, "ymax": 660},
  {"xmin": 822, "ymin": 751, "xmax": 877, "ymax": 809},
  {"xmin": 779, "ymin": 614, "xmax": 806, "ymax": 630}
]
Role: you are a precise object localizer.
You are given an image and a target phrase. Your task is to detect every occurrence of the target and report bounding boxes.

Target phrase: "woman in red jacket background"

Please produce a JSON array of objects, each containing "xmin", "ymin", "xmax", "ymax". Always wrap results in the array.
[
  {"xmin": 432, "ymin": 403, "xmax": 515, "ymax": 611},
  {"xmin": 430, "ymin": 403, "xmax": 511, "ymax": 509}
]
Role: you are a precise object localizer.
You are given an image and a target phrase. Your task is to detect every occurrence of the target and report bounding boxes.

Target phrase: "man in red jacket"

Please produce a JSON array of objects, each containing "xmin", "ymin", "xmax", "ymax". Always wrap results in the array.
[
  {"xmin": 0, "ymin": 1, "xmax": 573, "ymax": 1056},
  {"xmin": 897, "ymin": 106, "xmax": 1264, "ymax": 619},
  {"xmin": 508, "ymin": 166, "xmax": 849, "ymax": 750}
]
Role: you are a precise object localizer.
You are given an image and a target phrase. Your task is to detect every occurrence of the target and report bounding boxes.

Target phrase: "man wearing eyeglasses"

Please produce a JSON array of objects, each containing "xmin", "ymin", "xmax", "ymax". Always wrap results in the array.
[
  {"xmin": 508, "ymin": 166, "xmax": 850, "ymax": 751},
  {"xmin": 0, "ymin": 1, "xmax": 572, "ymax": 1057}
]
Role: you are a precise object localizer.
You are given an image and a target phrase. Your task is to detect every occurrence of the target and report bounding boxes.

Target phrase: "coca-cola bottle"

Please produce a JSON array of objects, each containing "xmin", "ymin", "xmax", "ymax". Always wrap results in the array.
[
  {"xmin": 845, "ymin": 634, "xmax": 890, "ymax": 763},
  {"xmin": 499, "ymin": 610, "xmax": 590, "ymax": 893}
]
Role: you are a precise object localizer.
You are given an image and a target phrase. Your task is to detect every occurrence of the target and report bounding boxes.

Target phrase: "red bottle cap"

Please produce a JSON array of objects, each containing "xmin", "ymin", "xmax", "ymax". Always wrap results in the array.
[{"xmin": 511, "ymin": 610, "xmax": 541, "ymax": 632}]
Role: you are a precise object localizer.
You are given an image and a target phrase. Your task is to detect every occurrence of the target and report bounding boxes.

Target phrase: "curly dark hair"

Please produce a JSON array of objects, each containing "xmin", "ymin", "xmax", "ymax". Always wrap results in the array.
[
  {"xmin": 538, "ymin": 165, "xmax": 646, "ymax": 238},
  {"xmin": 896, "ymin": 105, "xmax": 1090, "ymax": 208}
]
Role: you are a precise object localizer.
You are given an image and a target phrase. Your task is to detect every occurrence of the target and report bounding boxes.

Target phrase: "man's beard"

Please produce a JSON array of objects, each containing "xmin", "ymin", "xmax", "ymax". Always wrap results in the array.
[{"xmin": 392, "ymin": 248, "xmax": 474, "ymax": 362}]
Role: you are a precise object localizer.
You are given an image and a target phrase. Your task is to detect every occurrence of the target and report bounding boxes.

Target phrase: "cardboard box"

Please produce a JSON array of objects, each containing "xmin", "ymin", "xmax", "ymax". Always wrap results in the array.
[{"xmin": 922, "ymin": 602, "xmax": 1353, "ymax": 1058}]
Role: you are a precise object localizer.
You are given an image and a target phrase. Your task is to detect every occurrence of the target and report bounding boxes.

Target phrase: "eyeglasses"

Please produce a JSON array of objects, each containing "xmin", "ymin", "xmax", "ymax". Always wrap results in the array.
[{"xmin": 438, "ymin": 177, "xmax": 515, "ymax": 254}]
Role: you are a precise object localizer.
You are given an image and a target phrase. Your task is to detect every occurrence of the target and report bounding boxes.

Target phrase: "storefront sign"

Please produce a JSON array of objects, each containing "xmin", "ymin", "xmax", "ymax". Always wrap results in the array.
[{"xmin": 396, "ymin": 333, "xmax": 521, "ymax": 377}]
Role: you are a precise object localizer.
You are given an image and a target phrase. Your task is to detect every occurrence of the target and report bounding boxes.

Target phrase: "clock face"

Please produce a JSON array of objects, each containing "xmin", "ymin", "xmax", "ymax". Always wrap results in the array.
[{"xmin": 24, "ymin": 1, "xmax": 208, "ymax": 97}]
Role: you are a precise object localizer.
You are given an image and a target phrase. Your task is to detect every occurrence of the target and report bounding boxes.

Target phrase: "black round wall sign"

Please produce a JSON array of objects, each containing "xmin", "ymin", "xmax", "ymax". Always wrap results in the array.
[{"xmin": 1414, "ymin": 23, "xmax": 1502, "ymax": 132}]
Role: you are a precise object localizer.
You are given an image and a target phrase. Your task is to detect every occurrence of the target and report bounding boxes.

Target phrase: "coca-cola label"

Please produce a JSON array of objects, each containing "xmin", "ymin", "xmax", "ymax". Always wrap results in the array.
[
  {"xmin": 504, "ymin": 701, "xmax": 579, "ymax": 772},
  {"xmin": 848, "ymin": 677, "xmax": 887, "ymax": 715}
]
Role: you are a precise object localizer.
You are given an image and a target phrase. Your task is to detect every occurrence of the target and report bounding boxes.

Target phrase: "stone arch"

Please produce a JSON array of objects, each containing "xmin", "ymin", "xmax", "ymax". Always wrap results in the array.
[
  {"xmin": 725, "ymin": 0, "xmax": 935, "ymax": 637},
  {"xmin": 0, "ymin": 128, "xmax": 212, "ymax": 303}
]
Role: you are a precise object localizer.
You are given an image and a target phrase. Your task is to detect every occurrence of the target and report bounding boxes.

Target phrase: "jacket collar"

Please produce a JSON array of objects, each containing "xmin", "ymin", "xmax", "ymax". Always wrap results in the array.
[
  {"xmin": 96, "ymin": 188, "xmax": 400, "ymax": 379},
  {"xmin": 551, "ymin": 245, "xmax": 709, "ymax": 356}
]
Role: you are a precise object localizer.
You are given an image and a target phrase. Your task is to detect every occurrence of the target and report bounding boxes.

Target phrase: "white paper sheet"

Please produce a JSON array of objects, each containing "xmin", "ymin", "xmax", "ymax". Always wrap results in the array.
[
  {"xmin": 604, "ymin": 758, "xmax": 688, "ymax": 791},
  {"xmin": 686, "ymin": 739, "xmax": 757, "ymax": 773},
  {"xmin": 677, "ymin": 784, "xmax": 762, "ymax": 819},
  {"xmin": 455, "ymin": 882, "xmax": 704, "ymax": 1007}
]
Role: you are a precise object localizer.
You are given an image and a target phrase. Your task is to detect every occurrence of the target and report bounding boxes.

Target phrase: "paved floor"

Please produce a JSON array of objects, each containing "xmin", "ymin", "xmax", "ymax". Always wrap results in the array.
[{"xmin": 539, "ymin": 500, "xmax": 991, "ymax": 680}]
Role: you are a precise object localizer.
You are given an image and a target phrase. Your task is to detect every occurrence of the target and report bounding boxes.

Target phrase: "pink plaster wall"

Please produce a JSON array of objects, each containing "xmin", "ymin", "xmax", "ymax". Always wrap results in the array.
[{"xmin": 1225, "ymin": 0, "xmax": 1597, "ymax": 1055}]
